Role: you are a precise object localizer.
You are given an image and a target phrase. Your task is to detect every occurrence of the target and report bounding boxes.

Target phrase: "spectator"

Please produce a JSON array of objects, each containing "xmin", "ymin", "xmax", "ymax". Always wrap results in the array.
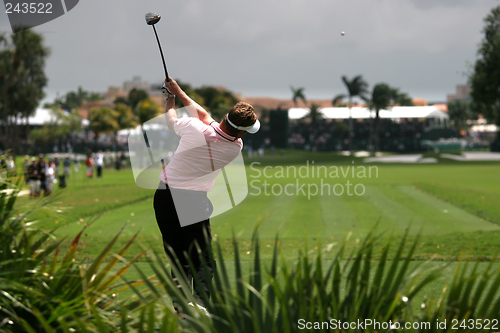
[
  {"xmin": 74, "ymin": 156, "xmax": 80, "ymax": 174},
  {"xmin": 53, "ymin": 154, "xmax": 60, "ymax": 175},
  {"xmin": 36, "ymin": 155, "xmax": 48, "ymax": 197},
  {"xmin": 119, "ymin": 152, "xmax": 126, "ymax": 169},
  {"xmin": 63, "ymin": 155, "xmax": 71, "ymax": 178},
  {"xmin": 6, "ymin": 156, "xmax": 16, "ymax": 177},
  {"xmin": 26, "ymin": 158, "xmax": 39, "ymax": 198},
  {"xmin": 85, "ymin": 154, "xmax": 94, "ymax": 178},
  {"xmin": 104, "ymin": 151, "xmax": 112, "ymax": 169},
  {"xmin": 46, "ymin": 162, "xmax": 55, "ymax": 195},
  {"xmin": 95, "ymin": 150, "xmax": 104, "ymax": 178},
  {"xmin": 22, "ymin": 155, "xmax": 30, "ymax": 180}
]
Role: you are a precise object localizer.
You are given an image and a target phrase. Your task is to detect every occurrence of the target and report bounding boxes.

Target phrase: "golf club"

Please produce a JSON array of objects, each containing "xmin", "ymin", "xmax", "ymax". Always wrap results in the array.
[
  {"xmin": 143, "ymin": 12, "xmax": 168, "ymax": 167},
  {"xmin": 145, "ymin": 12, "xmax": 169, "ymax": 82}
]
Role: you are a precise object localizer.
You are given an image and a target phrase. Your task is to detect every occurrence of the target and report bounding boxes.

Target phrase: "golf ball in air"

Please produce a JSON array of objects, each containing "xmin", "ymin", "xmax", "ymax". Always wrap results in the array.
[{"xmin": 341, "ymin": 31, "xmax": 345, "ymax": 36}]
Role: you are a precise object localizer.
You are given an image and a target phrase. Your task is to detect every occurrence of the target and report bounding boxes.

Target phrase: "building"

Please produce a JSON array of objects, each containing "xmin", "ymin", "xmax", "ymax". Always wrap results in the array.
[
  {"xmin": 447, "ymin": 84, "xmax": 471, "ymax": 103},
  {"xmin": 102, "ymin": 77, "xmax": 166, "ymax": 109},
  {"xmin": 123, "ymin": 76, "xmax": 151, "ymax": 93}
]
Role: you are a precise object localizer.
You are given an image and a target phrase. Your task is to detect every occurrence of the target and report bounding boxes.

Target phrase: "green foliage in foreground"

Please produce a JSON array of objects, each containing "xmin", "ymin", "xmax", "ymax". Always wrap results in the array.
[{"xmin": 1, "ymin": 180, "xmax": 500, "ymax": 332}]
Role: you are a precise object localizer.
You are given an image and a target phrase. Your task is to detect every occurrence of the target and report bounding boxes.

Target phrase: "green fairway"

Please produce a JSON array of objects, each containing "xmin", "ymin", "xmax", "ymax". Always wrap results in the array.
[
  {"xmin": 25, "ymin": 150, "xmax": 499, "ymax": 262},
  {"xmin": 13, "ymin": 150, "xmax": 500, "ymax": 321}
]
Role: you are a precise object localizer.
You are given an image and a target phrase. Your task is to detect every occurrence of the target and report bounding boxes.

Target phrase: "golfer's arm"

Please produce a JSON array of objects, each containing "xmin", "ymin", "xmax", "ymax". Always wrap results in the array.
[
  {"xmin": 176, "ymin": 91, "xmax": 214, "ymax": 125},
  {"xmin": 165, "ymin": 97, "xmax": 177, "ymax": 131}
]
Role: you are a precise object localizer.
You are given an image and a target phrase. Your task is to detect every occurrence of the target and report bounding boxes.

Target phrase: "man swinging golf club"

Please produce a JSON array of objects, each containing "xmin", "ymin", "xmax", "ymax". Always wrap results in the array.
[{"xmin": 153, "ymin": 77, "xmax": 260, "ymax": 314}]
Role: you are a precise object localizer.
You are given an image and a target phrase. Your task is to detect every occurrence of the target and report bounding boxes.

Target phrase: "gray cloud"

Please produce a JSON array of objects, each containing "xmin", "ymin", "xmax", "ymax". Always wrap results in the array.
[{"xmin": 0, "ymin": 0, "xmax": 497, "ymax": 103}]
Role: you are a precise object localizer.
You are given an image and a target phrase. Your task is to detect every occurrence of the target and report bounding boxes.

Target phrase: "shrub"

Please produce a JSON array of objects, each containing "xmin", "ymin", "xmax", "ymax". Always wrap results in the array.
[{"xmin": 1, "ymin": 177, "xmax": 500, "ymax": 332}]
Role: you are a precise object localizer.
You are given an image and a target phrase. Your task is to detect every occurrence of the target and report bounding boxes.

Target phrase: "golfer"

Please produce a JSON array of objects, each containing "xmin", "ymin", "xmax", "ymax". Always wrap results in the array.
[{"xmin": 154, "ymin": 77, "xmax": 260, "ymax": 313}]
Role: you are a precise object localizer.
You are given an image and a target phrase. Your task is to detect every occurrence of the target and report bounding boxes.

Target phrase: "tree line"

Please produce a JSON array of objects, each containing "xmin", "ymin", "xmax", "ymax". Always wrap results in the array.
[
  {"xmin": 31, "ymin": 83, "xmax": 240, "ymax": 152},
  {"xmin": 291, "ymin": 77, "xmax": 413, "ymax": 155},
  {"xmin": 1, "ymin": 4, "xmax": 500, "ymax": 154}
]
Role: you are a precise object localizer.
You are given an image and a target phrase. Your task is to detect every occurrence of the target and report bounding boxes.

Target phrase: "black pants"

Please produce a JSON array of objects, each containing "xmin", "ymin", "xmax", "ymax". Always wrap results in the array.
[{"xmin": 153, "ymin": 182, "xmax": 214, "ymax": 308}]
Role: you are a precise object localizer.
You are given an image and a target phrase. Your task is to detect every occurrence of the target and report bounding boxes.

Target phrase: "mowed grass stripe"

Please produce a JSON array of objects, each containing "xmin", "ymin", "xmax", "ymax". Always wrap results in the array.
[
  {"xmin": 211, "ymin": 190, "xmax": 279, "ymax": 238},
  {"xmin": 415, "ymin": 182, "xmax": 500, "ymax": 224},
  {"xmin": 213, "ymin": 189, "xmax": 298, "ymax": 239},
  {"xmin": 319, "ymin": 194, "xmax": 356, "ymax": 238},
  {"xmin": 363, "ymin": 185, "xmax": 426, "ymax": 235},
  {"xmin": 254, "ymin": 192, "xmax": 297, "ymax": 239},
  {"xmin": 319, "ymin": 193, "xmax": 386, "ymax": 240},
  {"xmin": 277, "ymin": 189, "xmax": 324, "ymax": 238},
  {"xmin": 396, "ymin": 185, "xmax": 500, "ymax": 232}
]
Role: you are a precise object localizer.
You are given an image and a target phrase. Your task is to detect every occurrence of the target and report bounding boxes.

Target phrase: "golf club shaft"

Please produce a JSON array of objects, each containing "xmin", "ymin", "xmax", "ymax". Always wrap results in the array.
[{"xmin": 152, "ymin": 25, "xmax": 169, "ymax": 82}]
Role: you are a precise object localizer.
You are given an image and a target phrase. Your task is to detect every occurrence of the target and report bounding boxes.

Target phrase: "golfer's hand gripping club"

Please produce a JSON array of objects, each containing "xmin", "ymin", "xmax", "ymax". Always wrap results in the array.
[
  {"xmin": 163, "ymin": 77, "xmax": 183, "ymax": 97},
  {"xmin": 162, "ymin": 83, "xmax": 175, "ymax": 100}
]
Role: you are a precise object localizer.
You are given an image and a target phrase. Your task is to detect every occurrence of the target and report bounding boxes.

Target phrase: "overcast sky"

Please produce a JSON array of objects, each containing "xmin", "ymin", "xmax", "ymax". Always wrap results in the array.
[{"xmin": 1, "ymin": 0, "xmax": 499, "ymax": 104}]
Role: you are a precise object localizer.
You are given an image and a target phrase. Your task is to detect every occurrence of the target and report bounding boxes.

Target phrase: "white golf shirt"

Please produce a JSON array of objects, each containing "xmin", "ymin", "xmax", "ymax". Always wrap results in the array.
[{"xmin": 159, "ymin": 118, "xmax": 243, "ymax": 192}]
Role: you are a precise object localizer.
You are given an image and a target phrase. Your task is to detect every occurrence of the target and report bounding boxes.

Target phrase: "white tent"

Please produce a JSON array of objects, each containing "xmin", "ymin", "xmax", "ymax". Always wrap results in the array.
[
  {"xmin": 17, "ymin": 108, "xmax": 90, "ymax": 127},
  {"xmin": 289, "ymin": 106, "xmax": 449, "ymax": 125},
  {"xmin": 27, "ymin": 108, "xmax": 57, "ymax": 125}
]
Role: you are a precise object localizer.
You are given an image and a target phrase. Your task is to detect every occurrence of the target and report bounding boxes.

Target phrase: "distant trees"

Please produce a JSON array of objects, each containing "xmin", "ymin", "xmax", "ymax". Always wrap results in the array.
[
  {"xmin": 88, "ymin": 107, "xmax": 119, "ymax": 148},
  {"xmin": 172, "ymin": 81, "xmax": 204, "ymax": 111},
  {"xmin": 44, "ymin": 86, "xmax": 103, "ymax": 110},
  {"xmin": 291, "ymin": 86, "xmax": 307, "ymax": 107},
  {"xmin": 390, "ymin": 88, "xmax": 413, "ymax": 107},
  {"xmin": 29, "ymin": 109, "xmax": 82, "ymax": 150},
  {"xmin": 114, "ymin": 103, "xmax": 137, "ymax": 131},
  {"xmin": 333, "ymin": 75, "xmax": 369, "ymax": 154},
  {"xmin": 154, "ymin": 81, "xmax": 237, "ymax": 121},
  {"xmin": 368, "ymin": 83, "xmax": 392, "ymax": 155},
  {"xmin": 194, "ymin": 85, "xmax": 238, "ymax": 121},
  {"xmin": 128, "ymin": 88, "xmax": 149, "ymax": 111},
  {"xmin": 0, "ymin": 29, "xmax": 49, "ymax": 155},
  {"xmin": 135, "ymin": 99, "xmax": 161, "ymax": 127},
  {"xmin": 86, "ymin": 102, "xmax": 141, "ymax": 149},
  {"xmin": 447, "ymin": 100, "xmax": 475, "ymax": 130},
  {"xmin": 366, "ymin": 83, "xmax": 413, "ymax": 155},
  {"xmin": 470, "ymin": 5, "xmax": 500, "ymax": 144},
  {"xmin": 290, "ymin": 86, "xmax": 322, "ymax": 148},
  {"xmin": 307, "ymin": 103, "xmax": 322, "ymax": 128}
]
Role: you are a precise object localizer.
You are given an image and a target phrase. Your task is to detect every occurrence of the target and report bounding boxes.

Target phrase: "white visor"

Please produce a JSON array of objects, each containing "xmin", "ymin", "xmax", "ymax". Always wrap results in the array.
[{"xmin": 226, "ymin": 116, "xmax": 260, "ymax": 134}]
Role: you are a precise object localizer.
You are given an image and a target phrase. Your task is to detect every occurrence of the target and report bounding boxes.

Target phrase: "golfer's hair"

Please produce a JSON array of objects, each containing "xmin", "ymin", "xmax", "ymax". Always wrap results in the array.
[{"xmin": 223, "ymin": 102, "xmax": 256, "ymax": 135}]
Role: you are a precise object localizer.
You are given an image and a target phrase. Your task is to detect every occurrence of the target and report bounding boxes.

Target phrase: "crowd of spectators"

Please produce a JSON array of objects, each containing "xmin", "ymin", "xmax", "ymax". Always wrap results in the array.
[
  {"xmin": 24, "ymin": 154, "xmax": 62, "ymax": 198},
  {"xmin": 287, "ymin": 118, "xmax": 428, "ymax": 152},
  {"xmin": 0, "ymin": 150, "xmax": 130, "ymax": 199}
]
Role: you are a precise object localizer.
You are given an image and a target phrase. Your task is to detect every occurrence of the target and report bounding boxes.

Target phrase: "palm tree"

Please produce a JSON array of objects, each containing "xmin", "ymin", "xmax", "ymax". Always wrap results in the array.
[
  {"xmin": 390, "ymin": 88, "xmax": 413, "ymax": 106},
  {"xmin": 368, "ymin": 83, "xmax": 392, "ymax": 155},
  {"xmin": 306, "ymin": 103, "xmax": 322, "ymax": 127},
  {"xmin": 332, "ymin": 75, "xmax": 369, "ymax": 155},
  {"xmin": 290, "ymin": 86, "xmax": 307, "ymax": 107},
  {"xmin": 303, "ymin": 103, "xmax": 323, "ymax": 150}
]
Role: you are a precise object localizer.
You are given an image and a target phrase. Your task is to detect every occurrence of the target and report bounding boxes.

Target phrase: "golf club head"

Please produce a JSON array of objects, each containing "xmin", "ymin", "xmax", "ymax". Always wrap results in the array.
[{"xmin": 145, "ymin": 12, "xmax": 161, "ymax": 25}]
